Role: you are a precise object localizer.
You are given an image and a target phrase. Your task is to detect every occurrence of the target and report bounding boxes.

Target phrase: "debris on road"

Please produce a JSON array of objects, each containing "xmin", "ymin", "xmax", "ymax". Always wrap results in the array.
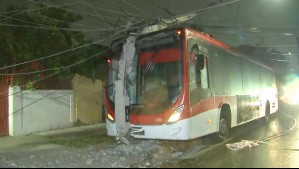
[{"xmin": 226, "ymin": 140, "xmax": 265, "ymax": 150}]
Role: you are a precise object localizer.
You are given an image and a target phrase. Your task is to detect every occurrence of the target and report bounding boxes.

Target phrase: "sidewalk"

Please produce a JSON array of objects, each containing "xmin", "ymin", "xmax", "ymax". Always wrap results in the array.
[{"xmin": 0, "ymin": 123, "xmax": 107, "ymax": 151}]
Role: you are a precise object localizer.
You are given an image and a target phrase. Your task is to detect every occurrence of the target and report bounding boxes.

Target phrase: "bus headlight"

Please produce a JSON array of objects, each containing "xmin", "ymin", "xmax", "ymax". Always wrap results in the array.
[
  {"xmin": 107, "ymin": 113, "xmax": 114, "ymax": 122},
  {"xmin": 168, "ymin": 105, "xmax": 184, "ymax": 123}
]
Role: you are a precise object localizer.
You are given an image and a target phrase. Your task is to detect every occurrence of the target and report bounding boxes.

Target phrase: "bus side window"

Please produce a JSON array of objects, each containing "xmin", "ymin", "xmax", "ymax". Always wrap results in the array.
[
  {"xmin": 189, "ymin": 44, "xmax": 209, "ymax": 89},
  {"xmin": 195, "ymin": 54, "xmax": 204, "ymax": 86},
  {"xmin": 194, "ymin": 53, "xmax": 208, "ymax": 89},
  {"xmin": 200, "ymin": 55, "xmax": 209, "ymax": 89},
  {"xmin": 195, "ymin": 54, "xmax": 204, "ymax": 72},
  {"xmin": 189, "ymin": 52, "xmax": 197, "ymax": 91}
]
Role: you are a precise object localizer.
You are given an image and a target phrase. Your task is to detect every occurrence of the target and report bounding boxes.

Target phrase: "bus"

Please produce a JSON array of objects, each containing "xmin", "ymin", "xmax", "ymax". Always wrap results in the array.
[{"xmin": 104, "ymin": 27, "xmax": 278, "ymax": 141}]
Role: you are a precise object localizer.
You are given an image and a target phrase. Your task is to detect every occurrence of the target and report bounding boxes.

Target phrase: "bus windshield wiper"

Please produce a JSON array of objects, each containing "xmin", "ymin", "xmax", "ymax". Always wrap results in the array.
[{"xmin": 144, "ymin": 48, "xmax": 159, "ymax": 75}]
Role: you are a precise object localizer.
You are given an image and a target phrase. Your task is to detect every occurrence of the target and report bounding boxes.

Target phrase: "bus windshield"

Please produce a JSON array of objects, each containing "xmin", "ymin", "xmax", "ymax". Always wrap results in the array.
[{"xmin": 137, "ymin": 47, "xmax": 183, "ymax": 107}]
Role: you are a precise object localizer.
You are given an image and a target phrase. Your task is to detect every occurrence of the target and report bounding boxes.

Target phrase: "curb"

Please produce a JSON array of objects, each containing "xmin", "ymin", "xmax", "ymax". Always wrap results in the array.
[{"xmin": 36, "ymin": 123, "xmax": 107, "ymax": 137}]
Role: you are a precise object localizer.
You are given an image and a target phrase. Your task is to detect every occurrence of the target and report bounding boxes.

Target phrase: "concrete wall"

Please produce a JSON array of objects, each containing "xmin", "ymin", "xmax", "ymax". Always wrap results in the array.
[
  {"xmin": 72, "ymin": 74, "xmax": 103, "ymax": 125},
  {"xmin": 9, "ymin": 86, "xmax": 73, "ymax": 136}
]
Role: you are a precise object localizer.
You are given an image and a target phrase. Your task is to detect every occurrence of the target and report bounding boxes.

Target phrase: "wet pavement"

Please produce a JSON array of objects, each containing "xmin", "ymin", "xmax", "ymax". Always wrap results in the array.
[
  {"xmin": 1, "ymin": 103, "xmax": 298, "ymax": 168},
  {"xmin": 161, "ymin": 103, "xmax": 299, "ymax": 168}
]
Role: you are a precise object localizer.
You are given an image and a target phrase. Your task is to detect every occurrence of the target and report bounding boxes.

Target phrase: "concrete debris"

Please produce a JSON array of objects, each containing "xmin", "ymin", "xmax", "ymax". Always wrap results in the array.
[{"xmin": 118, "ymin": 136, "xmax": 131, "ymax": 145}]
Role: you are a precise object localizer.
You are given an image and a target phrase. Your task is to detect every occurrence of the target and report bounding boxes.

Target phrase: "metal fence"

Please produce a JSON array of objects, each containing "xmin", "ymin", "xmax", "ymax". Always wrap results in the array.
[
  {"xmin": 0, "ymin": 71, "xmax": 72, "ymax": 90},
  {"xmin": 0, "ymin": 82, "xmax": 8, "ymax": 136}
]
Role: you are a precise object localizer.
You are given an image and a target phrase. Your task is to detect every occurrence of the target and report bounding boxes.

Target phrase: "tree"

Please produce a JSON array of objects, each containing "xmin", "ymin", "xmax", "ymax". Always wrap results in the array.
[{"xmin": 0, "ymin": 2, "xmax": 107, "ymax": 83}]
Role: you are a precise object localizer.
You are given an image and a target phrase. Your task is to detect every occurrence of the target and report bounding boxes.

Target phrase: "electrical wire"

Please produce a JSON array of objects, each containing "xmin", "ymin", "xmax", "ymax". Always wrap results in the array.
[
  {"xmin": 120, "ymin": 0, "xmax": 152, "ymax": 17},
  {"xmin": 1, "ymin": 1, "xmax": 77, "ymax": 14},
  {"xmin": 8, "ymin": 89, "xmax": 58, "ymax": 117},
  {"xmin": 178, "ymin": 0, "xmax": 241, "ymax": 18},
  {"xmin": 2, "ymin": 37, "xmax": 127, "ymax": 117},
  {"xmin": 27, "ymin": 0, "xmax": 141, "ymax": 19},
  {"xmin": 0, "ymin": 13, "xmax": 108, "ymax": 32},
  {"xmin": 0, "ymin": 1, "xmax": 78, "ymax": 22},
  {"xmin": 0, "ymin": 22, "xmax": 129, "ymax": 32},
  {"xmin": 39, "ymin": 14, "xmax": 100, "ymax": 29},
  {"xmin": 0, "ymin": 24, "xmax": 133, "ymax": 70},
  {"xmin": 79, "ymin": 0, "xmax": 139, "ymax": 17},
  {"xmin": 0, "ymin": 52, "xmax": 98, "ymax": 98},
  {"xmin": 1, "ymin": 0, "xmax": 130, "ymax": 30},
  {"xmin": 87, "ymin": 0, "xmax": 143, "ymax": 26},
  {"xmin": 0, "ymin": 18, "xmax": 144, "ymax": 71},
  {"xmin": 0, "ymin": 25, "xmax": 137, "ymax": 99},
  {"xmin": 76, "ymin": 0, "xmax": 113, "ymax": 29},
  {"xmin": 13, "ymin": 77, "xmax": 90, "ymax": 100},
  {"xmin": 0, "ymin": 3, "xmax": 121, "ymax": 35},
  {"xmin": 0, "ymin": 63, "xmax": 82, "ymax": 76}
]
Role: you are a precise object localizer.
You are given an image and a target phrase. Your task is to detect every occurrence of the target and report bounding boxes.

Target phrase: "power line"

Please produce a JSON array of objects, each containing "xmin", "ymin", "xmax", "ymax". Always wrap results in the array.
[
  {"xmin": 0, "ymin": 1, "xmax": 78, "ymax": 22},
  {"xmin": 13, "ymin": 78, "xmax": 90, "ymax": 100},
  {"xmin": 0, "ymin": 61, "xmax": 91, "ymax": 76},
  {"xmin": 97, "ymin": 0, "xmax": 143, "ymax": 25},
  {"xmin": 0, "ymin": 13, "xmax": 104, "ymax": 32},
  {"xmin": 0, "ymin": 0, "xmax": 122, "ymax": 31},
  {"xmin": 181, "ymin": 0, "xmax": 241, "ymax": 17},
  {"xmin": 76, "ymin": 0, "xmax": 113, "ymax": 29},
  {"xmin": 120, "ymin": 0, "xmax": 152, "ymax": 17},
  {"xmin": 154, "ymin": 0, "xmax": 241, "ymax": 30},
  {"xmin": 82, "ymin": 0, "xmax": 148, "ymax": 35},
  {"xmin": 188, "ymin": 23, "xmax": 299, "ymax": 35},
  {"xmin": 0, "ymin": 26, "xmax": 129, "ymax": 70},
  {"xmin": 39, "ymin": 13, "xmax": 100, "ymax": 29},
  {"xmin": 0, "ymin": 27, "xmax": 136, "ymax": 98},
  {"xmin": 0, "ymin": 2, "xmax": 106, "ymax": 30},
  {"xmin": 27, "ymin": 0, "xmax": 142, "ymax": 21},
  {"xmin": 1, "ymin": 0, "xmax": 133, "ymax": 28},
  {"xmin": 1, "ymin": 1, "xmax": 78, "ymax": 14},
  {"xmin": 2, "ymin": 36, "xmax": 127, "ymax": 117},
  {"xmin": 0, "ymin": 52, "xmax": 99, "ymax": 99},
  {"xmin": 87, "ymin": 0, "xmax": 143, "ymax": 26},
  {"xmin": 0, "ymin": 15, "xmax": 145, "ymax": 71},
  {"xmin": 0, "ymin": 22, "xmax": 129, "ymax": 32},
  {"xmin": 8, "ymin": 89, "xmax": 58, "ymax": 117},
  {"xmin": 7, "ymin": 71, "xmax": 105, "ymax": 117},
  {"xmin": 0, "ymin": 0, "xmax": 243, "ymax": 94}
]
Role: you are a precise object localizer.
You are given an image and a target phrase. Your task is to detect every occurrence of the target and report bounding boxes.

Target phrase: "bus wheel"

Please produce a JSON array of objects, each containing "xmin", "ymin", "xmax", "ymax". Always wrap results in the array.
[
  {"xmin": 218, "ymin": 116, "xmax": 229, "ymax": 141},
  {"xmin": 264, "ymin": 102, "xmax": 270, "ymax": 122},
  {"xmin": 211, "ymin": 115, "xmax": 229, "ymax": 142}
]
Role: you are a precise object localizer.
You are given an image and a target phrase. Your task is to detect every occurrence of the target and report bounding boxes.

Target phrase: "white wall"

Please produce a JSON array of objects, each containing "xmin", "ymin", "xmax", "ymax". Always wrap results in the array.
[{"xmin": 9, "ymin": 86, "xmax": 73, "ymax": 136}]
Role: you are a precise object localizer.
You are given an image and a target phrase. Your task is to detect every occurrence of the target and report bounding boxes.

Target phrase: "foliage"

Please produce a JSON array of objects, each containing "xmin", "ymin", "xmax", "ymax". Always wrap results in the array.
[{"xmin": 0, "ymin": 1, "xmax": 107, "ymax": 81}]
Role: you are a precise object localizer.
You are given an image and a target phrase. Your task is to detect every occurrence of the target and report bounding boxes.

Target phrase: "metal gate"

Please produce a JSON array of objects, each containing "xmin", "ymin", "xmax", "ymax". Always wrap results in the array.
[{"xmin": 0, "ymin": 82, "xmax": 8, "ymax": 136}]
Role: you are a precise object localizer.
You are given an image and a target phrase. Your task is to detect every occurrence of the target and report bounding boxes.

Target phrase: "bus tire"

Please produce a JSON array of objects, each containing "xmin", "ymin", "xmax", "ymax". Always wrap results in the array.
[
  {"xmin": 218, "ymin": 116, "xmax": 229, "ymax": 141},
  {"xmin": 264, "ymin": 102, "xmax": 270, "ymax": 122},
  {"xmin": 211, "ymin": 112, "xmax": 230, "ymax": 143}
]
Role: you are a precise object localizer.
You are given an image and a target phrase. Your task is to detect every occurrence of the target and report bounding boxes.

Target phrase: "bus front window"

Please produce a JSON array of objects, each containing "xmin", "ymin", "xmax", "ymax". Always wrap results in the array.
[{"xmin": 138, "ymin": 48, "xmax": 182, "ymax": 106}]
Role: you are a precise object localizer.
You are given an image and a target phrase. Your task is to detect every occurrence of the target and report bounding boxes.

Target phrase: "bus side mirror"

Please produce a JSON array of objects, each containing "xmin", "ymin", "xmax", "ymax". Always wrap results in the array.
[{"xmin": 195, "ymin": 54, "xmax": 205, "ymax": 71}]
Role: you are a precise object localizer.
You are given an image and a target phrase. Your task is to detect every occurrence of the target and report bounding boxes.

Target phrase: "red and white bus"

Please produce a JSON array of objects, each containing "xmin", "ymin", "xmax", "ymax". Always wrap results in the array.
[{"xmin": 104, "ymin": 27, "xmax": 278, "ymax": 141}]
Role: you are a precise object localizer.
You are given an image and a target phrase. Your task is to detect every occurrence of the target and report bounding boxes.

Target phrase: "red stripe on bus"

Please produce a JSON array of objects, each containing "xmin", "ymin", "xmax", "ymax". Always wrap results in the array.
[{"xmin": 130, "ymin": 95, "xmax": 237, "ymax": 125}]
